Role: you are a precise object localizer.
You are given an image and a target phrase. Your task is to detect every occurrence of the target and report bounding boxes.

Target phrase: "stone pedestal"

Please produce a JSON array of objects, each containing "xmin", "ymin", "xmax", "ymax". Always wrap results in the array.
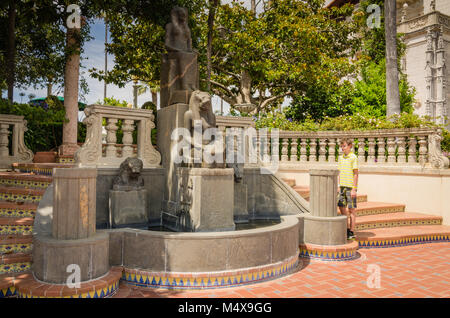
[
  {"xmin": 157, "ymin": 103, "xmax": 189, "ymax": 213},
  {"xmin": 109, "ymin": 189, "xmax": 148, "ymax": 228},
  {"xmin": 234, "ymin": 182, "xmax": 249, "ymax": 223},
  {"xmin": 163, "ymin": 167, "xmax": 235, "ymax": 232},
  {"xmin": 303, "ymin": 168, "xmax": 347, "ymax": 245},
  {"xmin": 52, "ymin": 168, "xmax": 97, "ymax": 240}
]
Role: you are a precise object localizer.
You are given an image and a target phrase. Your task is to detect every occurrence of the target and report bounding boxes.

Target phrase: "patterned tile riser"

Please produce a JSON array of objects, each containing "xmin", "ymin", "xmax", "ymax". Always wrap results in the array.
[
  {"xmin": 15, "ymin": 281, "xmax": 120, "ymax": 298},
  {"xmin": 0, "ymin": 179, "xmax": 50, "ymax": 189},
  {"xmin": 0, "ymin": 262, "xmax": 31, "ymax": 275},
  {"xmin": 0, "ymin": 243, "xmax": 33, "ymax": 254},
  {"xmin": 0, "ymin": 225, "xmax": 33, "ymax": 235},
  {"xmin": 18, "ymin": 168, "xmax": 53, "ymax": 177},
  {"xmin": 356, "ymin": 207, "xmax": 405, "ymax": 216},
  {"xmin": 358, "ymin": 235, "xmax": 450, "ymax": 248},
  {"xmin": 0, "ymin": 209, "xmax": 35, "ymax": 218},
  {"xmin": 121, "ymin": 257, "xmax": 298, "ymax": 290},
  {"xmin": 356, "ymin": 219, "xmax": 442, "ymax": 230},
  {"xmin": 299, "ymin": 248, "xmax": 358, "ymax": 261},
  {"xmin": 0, "ymin": 193, "xmax": 42, "ymax": 203}
]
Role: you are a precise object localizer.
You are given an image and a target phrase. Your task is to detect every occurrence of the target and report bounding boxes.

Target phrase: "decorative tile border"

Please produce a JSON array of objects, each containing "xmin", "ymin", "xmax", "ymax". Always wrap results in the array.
[
  {"xmin": 0, "ymin": 192, "xmax": 42, "ymax": 203},
  {"xmin": 0, "ymin": 225, "xmax": 33, "ymax": 235},
  {"xmin": 17, "ymin": 280, "xmax": 120, "ymax": 298},
  {"xmin": 122, "ymin": 255, "xmax": 299, "ymax": 289},
  {"xmin": 299, "ymin": 243, "xmax": 359, "ymax": 261},
  {"xmin": 0, "ymin": 243, "xmax": 33, "ymax": 254},
  {"xmin": 0, "ymin": 286, "xmax": 16, "ymax": 298},
  {"xmin": 356, "ymin": 206, "xmax": 405, "ymax": 217},
  {"xmin": 356, "ymin": 219, "xmax": 442, "ymax": 230},
  {"xmin": 57, "ymin": 157, "xmax": 75, "ymax": 164},
  {"xmin": 358, "ymin": 234, "xmax": 450, "ymax": 248},
  {"xmin": 18, "ymin": 167, "xmax": 53, "ymax": 176},
  {"xmin": 0, "ymin": 178, "xmax": 50, "ymax": 189},
  {"xmin": 0, "ymin": 262, "xmax": 31, "ymax": 275},
  {"xmin": 0, "ymin": 207, "xmax": 36, "ymax": 218}
]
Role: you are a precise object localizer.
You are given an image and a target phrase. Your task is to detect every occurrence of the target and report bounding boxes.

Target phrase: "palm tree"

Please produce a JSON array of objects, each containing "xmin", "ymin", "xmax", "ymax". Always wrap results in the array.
[{"xmin": 385, "ymin": 0, "xmax": 401, "ymax": 119}]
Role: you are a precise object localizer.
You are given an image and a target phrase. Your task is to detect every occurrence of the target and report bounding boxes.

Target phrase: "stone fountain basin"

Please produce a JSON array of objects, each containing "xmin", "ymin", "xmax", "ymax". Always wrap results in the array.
[{"xmin": 107, "ymin": 215, "xmax": 299, "ymax": 288}]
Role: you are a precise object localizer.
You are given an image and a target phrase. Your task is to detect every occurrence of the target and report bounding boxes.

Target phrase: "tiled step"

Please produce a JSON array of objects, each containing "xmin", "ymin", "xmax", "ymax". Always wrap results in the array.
[
  {"xmin": 0, "ymin": 186, "xmax": 45, "ymax": 203},
  {"xmin": 0, "ymin": 172, "xmax": 52, "ymax": 189},
  {"xmin": 0, "ymin": 218, "xmax": 34, "ymax": 235},
  {"xmin": 356, "ymin": 212, "xmax": 442, "ymax": 230},
  {"xmin": 0, "ymin": 253, "xmax": 32, "ymax": 274},
  {"xmin": 356, "ymin": 225, "xmax": 450, "ymax": 248},
  {"xmin": 299, "ymin": 241, "xmax": 359, "ymax": 261},
  {"xmin": 12, "ymin": 163, "xmax": 73, "ymax": 176},
  {"xmin": 293, "ymin": 186, "xmax": 368, "ymax": 203},
  {"xmin": 0, "ymin": 202, "xmax": 38, "ymax": 218},
  {"xmin": 0, "ymin": 235, "xmax": 33, "ymax": 255},
  {"xmin": 351, "ymin": 201, "xmax": 405, "ymax": 216}
]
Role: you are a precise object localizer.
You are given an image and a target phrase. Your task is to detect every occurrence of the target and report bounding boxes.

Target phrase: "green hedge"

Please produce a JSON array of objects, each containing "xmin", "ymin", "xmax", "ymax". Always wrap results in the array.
[{"xmin": 0, "ymin": 99, "xmax": 86, "ymax": 153}]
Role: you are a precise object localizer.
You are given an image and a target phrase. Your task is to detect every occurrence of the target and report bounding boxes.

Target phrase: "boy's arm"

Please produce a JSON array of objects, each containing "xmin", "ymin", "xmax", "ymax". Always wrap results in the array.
[{"xmin": 351, "ymin": 169, "xmax": 358, "ymax": 198}]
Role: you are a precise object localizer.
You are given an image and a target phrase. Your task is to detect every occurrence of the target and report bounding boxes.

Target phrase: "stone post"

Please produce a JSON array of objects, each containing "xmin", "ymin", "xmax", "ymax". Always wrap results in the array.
[
  {"xmin": 303, "ymin": 169, "xmax": 347, "ymax": 245},
  {"xmin": 52, "ymin": 168, "xmax": 97, "ymax": 240}
]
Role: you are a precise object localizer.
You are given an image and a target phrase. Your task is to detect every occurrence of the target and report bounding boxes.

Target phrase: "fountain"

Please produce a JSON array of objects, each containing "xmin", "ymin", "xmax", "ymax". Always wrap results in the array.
[{"xmin": 24, "ymin": 7, "xmax": 347, "ymax": 297}]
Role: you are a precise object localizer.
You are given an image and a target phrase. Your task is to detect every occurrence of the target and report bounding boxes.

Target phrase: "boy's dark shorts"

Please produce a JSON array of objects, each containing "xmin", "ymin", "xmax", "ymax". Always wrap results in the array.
[{"xmin": 337, "ymin": 187, "xmax": 357, "ymax": 209}]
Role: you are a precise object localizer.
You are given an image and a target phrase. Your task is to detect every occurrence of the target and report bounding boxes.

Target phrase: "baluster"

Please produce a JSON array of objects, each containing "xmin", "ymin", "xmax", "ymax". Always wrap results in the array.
[
  {"xmin": 397, "ymin": 136, "xmax": 406, "ymax": 163},
  {"xmin": 418, "ymin": 136, "xmax": 428, "ymax": 164},
  {"xmin": 336, "ymin": 138, "xmax": 342, "ymax": 159},
  {"xmin": 105, "ymin": 118, "xmax": 118, "ymax": 157},
  {"xmin": 290, "ymin": 138, "xmax": 298, "ymax": 162},
  {"xmin": 387, "ymin": 137, "xmax": 396, "ymax": 163},
  {"xmin": 0, "ymin": 124, "xmax": 10, "ymax": 158},
  {"xmin": 300, "ymin": 139, "xmax": 308, "ymax": 162},
  {"xmin": 122, "ymin": 119, "xmax": 135, "ymax": 158},
  {"xmin": 271, "ymin": 136, "xmax": 279, "ymax": 162},
  {"xmin": 328, "ymin": 138, "xmax": 336, "ymax": 162},
  {"xmin": 309, "ymin": 138, "xmax": 317, "ymax": 162},
  {"xmin": 281, "ymin": 138, "xmax": 289, "ymax": 161},
  {"xmin": 408, "ymin": 136, "xmax": 418, "ymax": 164},
  {"xmin": 377, "ymin": 137, "xmax": 386, "ymax": 163},
  {"xmin": 367, "ymin": 137, "xmax": 376, "ymax": 164},
  {"xmin": 357, "ymin": 138, "xmax": 366, "ymax": 164},
  {"xmin": 318, "ymin": 138, "xmax": 327, "ymax": 162}
]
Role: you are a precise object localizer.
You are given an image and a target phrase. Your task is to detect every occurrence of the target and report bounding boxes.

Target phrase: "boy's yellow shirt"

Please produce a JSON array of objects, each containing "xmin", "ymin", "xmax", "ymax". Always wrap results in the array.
[{"xmin": 338, "ymin": 151, "xmax": 358, "ymax": 188}]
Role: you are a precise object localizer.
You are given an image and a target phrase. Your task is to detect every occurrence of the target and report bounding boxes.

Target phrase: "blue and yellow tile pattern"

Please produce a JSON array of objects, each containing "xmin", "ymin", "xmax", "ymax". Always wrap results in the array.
[
  {"xmin": 0, "ymin": 178, "xmax": 50, "ymax": 189},
  {"xmin": 0, "ymin": 224, "xmax": 33, "ymax": 235},
  {"xmin": 299, "ymin": 246, "xmax": 358, "ymax": 261},
  {"xmin": 0, "ymin": 192, "xmax": 42, "ymax": 203},
  {"xmin": 0, "ymin": 262, "xmax": 31, "ymax": 275},
  {"xmin": 0, "ymin": 207, "xmax": 36, "ymax": 218},
  {"xmin": 0, "ymin": 286, "xmax": 16, "ymax": 298},
  {"xmin": 18, "ymin": 167, "xmax": 53, "ymax": 176},
  {"xmin": 122, "ymin": 256, "xmax": 298, "ymax": 289},
  {"xmin": 17, "ymin": 280, "xmax": 120, "ymax": 298},
  {"xmin": 358, "ymin": 234, "xmax": 450, "ymax": 248},
  {"xmin": 0, "ymin": 243, "xmax": 33, "ymax": 254}
]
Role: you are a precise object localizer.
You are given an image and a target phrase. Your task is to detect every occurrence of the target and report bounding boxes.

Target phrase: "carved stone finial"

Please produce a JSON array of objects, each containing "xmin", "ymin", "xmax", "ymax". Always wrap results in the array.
[{"xmin": 428, "ymin": 130, "xmax": 450, "ymax": 169}]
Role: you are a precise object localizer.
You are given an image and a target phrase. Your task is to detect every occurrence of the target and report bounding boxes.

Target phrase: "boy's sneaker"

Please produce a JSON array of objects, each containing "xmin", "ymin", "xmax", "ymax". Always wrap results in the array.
[{"xmin": 347, "ymin": 230, "xmax": 355, "ymax": 239}]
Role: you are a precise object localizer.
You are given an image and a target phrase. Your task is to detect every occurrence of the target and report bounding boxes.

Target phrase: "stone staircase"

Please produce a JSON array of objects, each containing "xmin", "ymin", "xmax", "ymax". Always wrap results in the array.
[
  {"xmin": 285, "ymin": 178, "xmax": 450, "ymax": 249},
  {"xmin": 0, "ymin": 167, "xmax": 54, "ymax": 297}
]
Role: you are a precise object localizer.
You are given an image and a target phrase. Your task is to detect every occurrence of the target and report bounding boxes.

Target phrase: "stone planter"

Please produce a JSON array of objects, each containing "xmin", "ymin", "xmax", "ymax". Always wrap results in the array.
[{"xmin": 33, "ymin": 151, "xmax": 57, "ymax": 163}]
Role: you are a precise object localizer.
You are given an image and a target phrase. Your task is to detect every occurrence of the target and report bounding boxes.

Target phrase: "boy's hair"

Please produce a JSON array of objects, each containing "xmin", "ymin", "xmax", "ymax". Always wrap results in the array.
[{"xmin": 340, "ymin": 138, "xmax": 353, "ymax": 146}]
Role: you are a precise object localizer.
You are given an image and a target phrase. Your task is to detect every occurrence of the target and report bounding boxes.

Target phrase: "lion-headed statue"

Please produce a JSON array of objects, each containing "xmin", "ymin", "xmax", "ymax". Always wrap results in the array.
[
  {"xmin": 113, "ymin": 157, "xmax": 144, "ymax": 191},
  {"xmin": 184, "ymin": 90, "xmax": 216, "ymax": 132}
]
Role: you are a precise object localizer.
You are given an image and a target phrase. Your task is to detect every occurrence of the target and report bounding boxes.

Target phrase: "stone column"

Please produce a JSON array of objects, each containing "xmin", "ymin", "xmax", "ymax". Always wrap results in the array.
[
  {"xmin": 303, "ymin": 169, "xmax": 347, "ymax": 245},
  {"xmin": 52, "ymin": 168, "xmax": 97, "ymax": 239},
  {"xmin": 32, "ymin": 167, "xmax": 110, "ymax": 284}
]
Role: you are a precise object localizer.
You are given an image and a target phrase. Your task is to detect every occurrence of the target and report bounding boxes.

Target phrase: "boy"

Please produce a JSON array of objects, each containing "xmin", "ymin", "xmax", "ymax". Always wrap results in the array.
[{"xmin": 337, "ymin": 138, "xmax": 359, "ymax": 239}]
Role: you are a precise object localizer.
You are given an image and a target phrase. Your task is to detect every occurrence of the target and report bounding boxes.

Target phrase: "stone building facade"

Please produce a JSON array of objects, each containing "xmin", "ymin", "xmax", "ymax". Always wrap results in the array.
[{"xmin": 326, "ymin": 0, "xmax": 450, "ymax": 128}]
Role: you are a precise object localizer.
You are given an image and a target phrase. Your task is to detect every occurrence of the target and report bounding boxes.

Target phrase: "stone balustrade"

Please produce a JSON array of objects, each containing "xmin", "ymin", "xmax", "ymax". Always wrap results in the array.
[
  {"xmin": 75, "ymin": 105, "xmax": 161, "ymax": 168},
  {"xmin": 212, "ymin": 116, "xmax": 449, "ymax": 169},
  {"xmin": 0, "ymin": 114, "xmax": 33, "ymax": 168}
]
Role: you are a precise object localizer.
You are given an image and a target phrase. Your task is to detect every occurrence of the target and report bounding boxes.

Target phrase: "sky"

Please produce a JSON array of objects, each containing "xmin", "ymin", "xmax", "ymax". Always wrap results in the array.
[{"xmin": 6, "ymin": 0, "xmax": 290, "ymax": 115}]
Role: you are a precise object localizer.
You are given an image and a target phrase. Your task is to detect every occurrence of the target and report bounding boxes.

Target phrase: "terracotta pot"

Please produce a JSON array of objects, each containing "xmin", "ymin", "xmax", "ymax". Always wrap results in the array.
[{"xmin": 33, "ymin": 151, "xmax": 57, "ymax": 163}]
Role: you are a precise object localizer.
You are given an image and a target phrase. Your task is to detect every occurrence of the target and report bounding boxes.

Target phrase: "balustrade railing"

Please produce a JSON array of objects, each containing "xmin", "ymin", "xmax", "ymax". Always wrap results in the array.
[
  {"xmin": 0, "ymin": 114, "xmax": 33, "ymax": 168},
  {"xmin": 75, "ymin": 105, "xmax": 161, "ymax": 168},
  {"xmin": 214, "ymin": 116, "xmax": 449, "ymax": 169}
]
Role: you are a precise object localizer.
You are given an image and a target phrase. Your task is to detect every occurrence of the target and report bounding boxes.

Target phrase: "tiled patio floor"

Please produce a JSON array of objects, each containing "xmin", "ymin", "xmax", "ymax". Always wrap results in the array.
[{"xmin": 112, "ymin": 242, "xmax": 450, "ymax": 298}]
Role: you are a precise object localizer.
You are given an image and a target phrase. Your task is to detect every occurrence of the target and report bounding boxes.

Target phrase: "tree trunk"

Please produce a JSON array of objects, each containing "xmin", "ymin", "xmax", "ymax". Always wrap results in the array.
[
  {"xmin": 7, "ymin": 0, "xmax": 16, "ymax": 103},
  {"xmin": 385, "ymin": 0, "xmax": 401, "ymax": 119},
  {"xmin": 151, "ymin": 90, "xmax": 158, "ymax": 106},
  {"xmin": 251, "ymin": 0, "xmax": 256, "ymax": 14},
  {"xmin": 206, "ymin": 0, "xmax": 219, "ymax": 92},
  {"xmin": 59, "ymin": 25, "xmax": 81, "ymax": 157}
]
